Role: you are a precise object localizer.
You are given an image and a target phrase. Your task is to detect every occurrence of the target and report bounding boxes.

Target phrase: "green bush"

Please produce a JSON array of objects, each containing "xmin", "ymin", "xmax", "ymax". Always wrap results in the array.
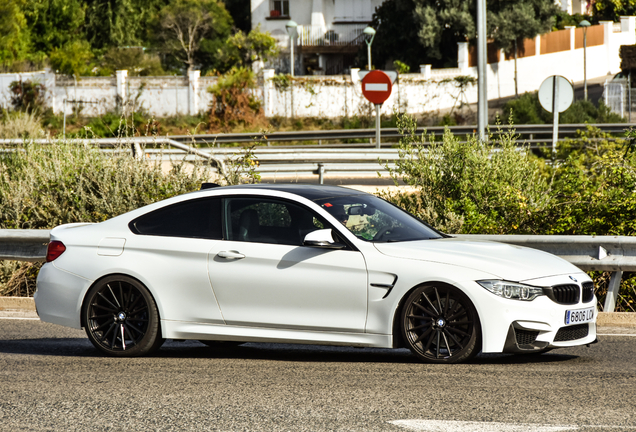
[
  {"xmin": 9, "ymin": 79, "xmax": 46, "ymax": 113},
  {"xmin": 208, "ymin": 66, "xmax": 264, "ymax": 131},
  {"xmin": 381, "ymin": 115, "xmax": 636, "ymax": 311},
  {"xmin": 382, "ymin": 115, "xmax": 552, "ymax": 234}
]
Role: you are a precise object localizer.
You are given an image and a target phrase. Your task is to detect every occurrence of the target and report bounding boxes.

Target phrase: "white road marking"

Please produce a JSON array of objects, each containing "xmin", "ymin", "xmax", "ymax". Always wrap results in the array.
[
  {"xmin": 597, "ymin": 333, "xmax": 636, "ymax": 337},
  {"xmin": 389, "ymin": 420, "xmax": 577, "ymax": 432},
  {"xmin": 389, "ymin": 420, "xmax": 636, "ymax": 431},
  {"xmin": 365, "ymin": 83, "xmax": 388, "ymax": 91}
]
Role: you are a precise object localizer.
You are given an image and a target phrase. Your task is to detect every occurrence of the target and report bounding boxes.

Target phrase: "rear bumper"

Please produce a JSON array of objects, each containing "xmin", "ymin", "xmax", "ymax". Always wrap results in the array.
[{"xmin": 34, "ymin": 263, "xmax": 92, "ymax": 329}]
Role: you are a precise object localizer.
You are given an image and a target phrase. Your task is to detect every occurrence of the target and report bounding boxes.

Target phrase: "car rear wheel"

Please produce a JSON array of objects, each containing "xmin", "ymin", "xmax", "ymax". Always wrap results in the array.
[
  {"xmin": 401, "ymin": 284, "xmax": 481, "ymax": 364},
  {"xmin": 83, "ymin": 276, "xmax": 164, "ymax": 357}
]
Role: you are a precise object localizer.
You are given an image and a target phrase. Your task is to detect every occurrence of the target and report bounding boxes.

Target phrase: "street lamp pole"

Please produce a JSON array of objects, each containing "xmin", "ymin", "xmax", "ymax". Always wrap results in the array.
[
  {"xmin": 477, "ymin": 0, "xmax": 488, "ymax": 141},
  {"xmin": 579, "ymin": 20, "xmax": 590, "ymax": 101},
  {"xmin": 363, "ymin": 26, "xmax": 376, "ymax": 70},
  {"xmin": 286, "ymin": 20, "xmax": 298, "ymax": 77}
]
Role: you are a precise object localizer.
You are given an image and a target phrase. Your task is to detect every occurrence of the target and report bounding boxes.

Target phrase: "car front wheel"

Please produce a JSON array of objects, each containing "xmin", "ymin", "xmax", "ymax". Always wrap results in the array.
[
  {"xmin": 401, "ymin": 283, "xmax": 481, "ymax": 364},
  {"xmin": 82, "ymin": 275, "xmax": 164, "ymax": 357}
]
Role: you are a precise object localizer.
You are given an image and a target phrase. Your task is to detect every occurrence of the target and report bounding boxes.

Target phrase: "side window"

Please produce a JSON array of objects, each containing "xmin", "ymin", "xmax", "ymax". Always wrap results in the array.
[
  {"xmin": 130, "ymin": 198, "xmax": 222, "ymax": 239},
  {"xmin": 225, "ymin": 197, "xmax": 325, "ymax": 246}
]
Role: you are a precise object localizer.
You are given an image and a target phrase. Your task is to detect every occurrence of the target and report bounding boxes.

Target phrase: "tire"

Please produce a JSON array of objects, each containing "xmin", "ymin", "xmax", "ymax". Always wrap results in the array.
[
  {"xmin": 82, "ymin": 275, "xmax": 164, "ymax": 357},
  {"xmin": 401, "ymin": 283, "xmax": 481, "ymax": 364}
]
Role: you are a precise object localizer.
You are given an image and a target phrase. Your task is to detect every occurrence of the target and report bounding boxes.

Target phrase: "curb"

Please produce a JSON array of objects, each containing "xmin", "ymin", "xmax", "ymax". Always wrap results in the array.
[
  {"xmin": 0, "ymin": 297, "xmax": 36, "ymax": 311},
  {"xmin": 1, "ymin": 297, "xmax": 635, "ymax": 327}
]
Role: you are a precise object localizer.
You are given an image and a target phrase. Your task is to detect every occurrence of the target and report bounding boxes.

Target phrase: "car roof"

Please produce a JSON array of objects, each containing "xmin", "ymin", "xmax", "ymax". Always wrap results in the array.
[{"xmin": 203, "ymin": 184, "xmax": 368, "ymax": 202}]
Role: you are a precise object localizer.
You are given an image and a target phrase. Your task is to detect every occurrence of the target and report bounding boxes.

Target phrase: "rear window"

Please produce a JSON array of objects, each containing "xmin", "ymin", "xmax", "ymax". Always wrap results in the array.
[{"xmin": 129, "ymin": 198, "xmax": 222, "ymax": 239}]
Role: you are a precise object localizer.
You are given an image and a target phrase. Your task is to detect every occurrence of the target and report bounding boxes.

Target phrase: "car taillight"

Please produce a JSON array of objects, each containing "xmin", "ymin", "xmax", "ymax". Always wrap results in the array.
[{"xmin": 46, "ymin": 241, "xmax": 66, "ymax": 262}]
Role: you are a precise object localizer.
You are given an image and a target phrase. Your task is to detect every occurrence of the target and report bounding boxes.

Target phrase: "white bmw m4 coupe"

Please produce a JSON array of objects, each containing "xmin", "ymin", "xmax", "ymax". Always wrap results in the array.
[{"xmin": 35, "ymin": 184, "xmax": 597, "ymax": 363}]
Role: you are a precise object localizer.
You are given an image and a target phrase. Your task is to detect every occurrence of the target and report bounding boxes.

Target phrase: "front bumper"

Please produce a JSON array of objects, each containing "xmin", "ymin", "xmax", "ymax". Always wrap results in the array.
[
  {"xmin": 460, "ymin": 273, "xmax": 598, "ymax": 353},
  {"xmin": 502, "ymin": 321, "xmax": 597, "ymax": 353}
]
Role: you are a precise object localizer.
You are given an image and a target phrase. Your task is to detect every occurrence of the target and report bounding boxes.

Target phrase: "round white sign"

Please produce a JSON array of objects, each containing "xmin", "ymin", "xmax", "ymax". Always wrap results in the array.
[{"xmin": 538, "ymin": 75, "xmax": 574, "ymax": 113}]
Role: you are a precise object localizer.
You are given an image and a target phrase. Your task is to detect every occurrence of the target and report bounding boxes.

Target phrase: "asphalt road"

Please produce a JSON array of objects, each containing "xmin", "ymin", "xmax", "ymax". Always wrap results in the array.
[{"xmin": 1, "ymin": 318, "xmax": 635, "ymax": 432}]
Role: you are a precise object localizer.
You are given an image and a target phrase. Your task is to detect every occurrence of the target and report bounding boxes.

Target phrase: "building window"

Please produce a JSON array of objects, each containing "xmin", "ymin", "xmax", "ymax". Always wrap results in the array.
[
  {"xmin": 334, "ymin": 0, "xmax": 372, "ymax": 22},
  {"xmin": 270, "ymin": 0, "xmax": 289, "ymax": 18}
]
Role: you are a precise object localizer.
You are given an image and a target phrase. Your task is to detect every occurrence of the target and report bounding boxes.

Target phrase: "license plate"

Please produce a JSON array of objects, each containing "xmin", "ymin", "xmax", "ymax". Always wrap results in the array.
[{"xmin": 564, "ymin": 307, "xmax": 595, "ymax": 325}]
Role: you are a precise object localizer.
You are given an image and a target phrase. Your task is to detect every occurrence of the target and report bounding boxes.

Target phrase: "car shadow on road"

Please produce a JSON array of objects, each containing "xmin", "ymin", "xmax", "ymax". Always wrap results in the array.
[{"xmin": 0, "ymin": 338, "xmax": 579, "ymax": 364}]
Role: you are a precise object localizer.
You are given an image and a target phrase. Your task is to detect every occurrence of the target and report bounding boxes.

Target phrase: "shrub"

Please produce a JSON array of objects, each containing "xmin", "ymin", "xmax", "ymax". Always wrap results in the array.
[
  {"xmin": 9, "ymin": 80, "xmax": 46, "ymax": 113},
  {"xmin": 0, "ymin": 140, "xmax": 211, "ymax": 230},
  {"xmin": 208, "ymin": 67, "xmax": 265, "ymax": 131},
  {"xmin": 381, "ymin": 115, "xmax": 552, "ymax": 234},
  {"xmin": 0, "ymin": 110, "xmax": 45, "ymax": 139},
  {"xmin": 49, "ymin": 40, "xmax": 95, "ymax": 77}
]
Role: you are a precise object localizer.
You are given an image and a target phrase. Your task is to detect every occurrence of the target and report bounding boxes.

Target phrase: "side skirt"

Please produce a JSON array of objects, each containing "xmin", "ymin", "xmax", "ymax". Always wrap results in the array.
[{"xmin": 162, "ymin": 320, "xmax": 393, "ymax": 348}]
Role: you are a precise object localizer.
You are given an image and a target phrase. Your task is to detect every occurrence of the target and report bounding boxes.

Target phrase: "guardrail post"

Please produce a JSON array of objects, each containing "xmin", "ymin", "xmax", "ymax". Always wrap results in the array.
[
  {"xmin": 317, "ymin": 163, "xmax": 325, "ymax": 184},
  {"xmin": 604, "ymin": 270, "xmax": 623, "ymax": 312}
]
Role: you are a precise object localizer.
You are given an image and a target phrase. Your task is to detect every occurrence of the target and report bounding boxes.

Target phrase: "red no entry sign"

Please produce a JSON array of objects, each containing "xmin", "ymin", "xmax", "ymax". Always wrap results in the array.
[{"xmin": 361, "ymin": 70, "xmax": 392, "ymax": 105}]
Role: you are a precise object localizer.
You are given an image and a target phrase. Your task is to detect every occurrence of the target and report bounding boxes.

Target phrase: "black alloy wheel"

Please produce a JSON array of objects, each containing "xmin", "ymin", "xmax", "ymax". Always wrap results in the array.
[
  {"xmin": 83, "ymin": 276, "xmax": 164, "ymax": 357},
  {"xmin": 401, "ymin": 284, "xmax": 481, "ymax": 364}
]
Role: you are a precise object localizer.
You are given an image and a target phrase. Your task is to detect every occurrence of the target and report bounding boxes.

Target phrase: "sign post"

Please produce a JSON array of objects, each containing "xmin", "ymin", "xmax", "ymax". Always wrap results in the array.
[
  {"xmin": 538, "ymin": 75, "xmax": 573, "ymax": 156},
  {"xmin": 361, "ymin": 70, "xmax": 393, "ymax": 148}
]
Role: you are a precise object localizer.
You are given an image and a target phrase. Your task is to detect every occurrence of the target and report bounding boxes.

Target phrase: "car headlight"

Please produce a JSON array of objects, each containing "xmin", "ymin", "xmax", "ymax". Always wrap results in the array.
[{"xmin": 477, "ymin": 280, "xmax": 544, "ymax": 301}]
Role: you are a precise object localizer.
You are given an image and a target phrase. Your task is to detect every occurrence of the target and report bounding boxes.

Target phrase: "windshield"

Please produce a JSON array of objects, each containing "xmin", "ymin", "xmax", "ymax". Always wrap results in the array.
[{"xmin": 315, "ymin": 194, "xmax": 443, "ymax": 242}]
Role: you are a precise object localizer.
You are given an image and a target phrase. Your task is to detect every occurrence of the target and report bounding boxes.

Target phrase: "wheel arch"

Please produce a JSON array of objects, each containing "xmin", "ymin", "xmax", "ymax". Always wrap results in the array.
[
  {"xmin": 80, "ymin": 273, "xmax": 161, "ymax": 328},
  {"xmin": 391, "ymin": 280, "xmax": 483, "ymax": 351}
]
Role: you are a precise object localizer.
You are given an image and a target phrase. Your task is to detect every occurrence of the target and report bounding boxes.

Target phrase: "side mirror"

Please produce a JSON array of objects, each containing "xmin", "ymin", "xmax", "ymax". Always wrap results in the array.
[{"xmin": 303, "ymin": 229, "xmax": 346, "ymax": 249}]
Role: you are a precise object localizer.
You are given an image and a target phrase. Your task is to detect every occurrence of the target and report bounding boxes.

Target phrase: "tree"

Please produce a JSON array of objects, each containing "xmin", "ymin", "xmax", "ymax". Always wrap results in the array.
[
  {"xmin": 0, "ymin": 0, "xmax": 30, "ymax": 68},
  {"xmin": 156, "ymin": 0, "xmax": 232, "ymax": 72},
  {"xmin": 488, "ymin": 0, "xmax": 559, "ymax": 97},
  {"xmin": 101, "ymin": 47, "xmax": 165, "ymax": 76},
  {"xmin": 370, "ymin": 0, "xmax": 559, "ymax": 71},
  {"xmin": 370, "ymin": 0, "xmax": 475, "ymax": 69},
  {"xmin": 217, "ymin": 25, "xmax": 279, "ymax": 71},
  {"xmin": 49, "ymin": 40, "xmax": 94, "ymax": 76},
  {"xmin": 223, "ymin": 0, "xmax": 251, "ymax": 32},
  {"xmin": 22, "ymin": 0, "xmax": 86, "ymax": 56},
  {"xmin": 413, "ymin": 0, "xmax": 475, "ymax": 64},
  {"xmin": 367, "ymin": 0, "xmax": 431, "ymax": 70},
  {"xmin": 593, "ymin": 0, "xmax": 636, "ymax": 22},
  {"xmin": 84, "ymin": 0, "xmax": 168, "ymax": 49}
]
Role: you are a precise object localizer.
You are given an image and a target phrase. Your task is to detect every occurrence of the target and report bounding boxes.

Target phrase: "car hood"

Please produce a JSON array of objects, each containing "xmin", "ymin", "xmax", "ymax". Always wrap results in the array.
[{"xmin": 373, "ymin": 237, "xmax": 579, "ymax": 282}]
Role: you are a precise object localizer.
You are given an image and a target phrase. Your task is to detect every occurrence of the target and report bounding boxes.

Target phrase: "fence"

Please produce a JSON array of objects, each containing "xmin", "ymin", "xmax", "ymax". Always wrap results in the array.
[
  {"xmin": 0, "ymin": 229, "xmax": 630, "ymax": 312},
  {"xmin": 604, "ymin": 77, "xmax": 636, "ymax": 120}
]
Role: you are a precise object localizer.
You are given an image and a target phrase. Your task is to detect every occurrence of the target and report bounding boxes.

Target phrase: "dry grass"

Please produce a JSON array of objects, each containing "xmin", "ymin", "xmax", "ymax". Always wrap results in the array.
[
  {"xmin": 0, "ymin": 111, "xmax": 45, "ymax": 139},
  {"xmin": 0, "ymin": 138, "xmax": 213, "ymax": 294}
]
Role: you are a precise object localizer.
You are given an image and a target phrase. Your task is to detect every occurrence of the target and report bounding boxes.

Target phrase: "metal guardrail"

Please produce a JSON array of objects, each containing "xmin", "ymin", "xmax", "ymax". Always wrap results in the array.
[
  {"xmin": 168, "ymin": 123, "xmax": 635, "ymax": 146},
  {"xmin": 0, "ymin": 229, "xmax": 630, "ymax": 312},
  {"xmin": 145, "ymin": 147, "xmax": 399, "ymax": 179},
  {"xmin": 1, "ymin": 123, "xmax": 634, "ymax": 181}
]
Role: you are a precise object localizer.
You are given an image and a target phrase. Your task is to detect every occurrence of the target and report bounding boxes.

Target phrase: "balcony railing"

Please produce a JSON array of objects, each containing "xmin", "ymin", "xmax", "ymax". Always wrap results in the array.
[{"xmin": 297, "ymin": 24, "xmax": 367, "ymax": 47}]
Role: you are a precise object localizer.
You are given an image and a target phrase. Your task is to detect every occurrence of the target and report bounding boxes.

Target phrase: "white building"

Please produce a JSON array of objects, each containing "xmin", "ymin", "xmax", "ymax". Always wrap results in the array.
[
  {"xmin": 559, "ymin": 0, "xmax": 589, "ymax": 15},
  {"xmin": 251, "ymin": 0, "xmax": 384, "ymax": 75}
]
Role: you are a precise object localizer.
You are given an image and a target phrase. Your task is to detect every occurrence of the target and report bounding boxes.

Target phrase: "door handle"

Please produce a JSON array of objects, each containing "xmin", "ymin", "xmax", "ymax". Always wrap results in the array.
[{"xmin": 217, "ymin": 250, "xmax": 245, "ymax": 260}]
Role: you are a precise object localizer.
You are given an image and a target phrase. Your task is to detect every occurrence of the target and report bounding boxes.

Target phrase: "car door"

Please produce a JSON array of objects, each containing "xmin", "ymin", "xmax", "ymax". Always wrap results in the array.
[
  {"xmin": 207, "ymin": 196, "xmax": 368, "ymax": 333},
  {"xmin": 128, "ymin": 197, "xmax": 226, "ymax": 324}
]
